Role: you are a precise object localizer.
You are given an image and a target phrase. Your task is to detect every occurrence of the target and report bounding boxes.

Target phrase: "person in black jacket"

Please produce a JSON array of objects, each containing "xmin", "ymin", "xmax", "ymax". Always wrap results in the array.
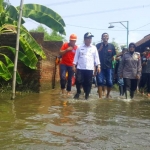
[{"xmin": 96, "ymin": 33, "xmax": 116, "ymax": 99}]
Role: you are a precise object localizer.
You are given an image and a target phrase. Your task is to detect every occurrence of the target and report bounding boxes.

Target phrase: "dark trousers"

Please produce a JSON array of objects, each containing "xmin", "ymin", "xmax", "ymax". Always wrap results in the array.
[
  {"xmin": 60, "ymin": 64, "xmax": 73, "ymax": 91},
  {"xmin": 139, "ymin": 73, "xmax": 150, "ymax": 93},
  {"xmin": 75, "ymin": 69, "xmax": 93, "ymax": 96},
  {"xmin": 123, "ymin": 78, "xmax": 138, "ymax": 98}
]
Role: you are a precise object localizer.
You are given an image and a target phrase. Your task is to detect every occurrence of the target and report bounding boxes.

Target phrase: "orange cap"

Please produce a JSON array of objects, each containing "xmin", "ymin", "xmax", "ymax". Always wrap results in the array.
[{"xmin": 70, "ymin": 34, "xmax": 77, "ymax": 40}]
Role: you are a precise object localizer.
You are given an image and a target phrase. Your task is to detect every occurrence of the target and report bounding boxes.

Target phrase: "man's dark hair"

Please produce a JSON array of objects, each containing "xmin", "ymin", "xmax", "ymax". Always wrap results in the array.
[{"xmin": 101, "ymin": 33, "xmax": 109, "ymax": 38}]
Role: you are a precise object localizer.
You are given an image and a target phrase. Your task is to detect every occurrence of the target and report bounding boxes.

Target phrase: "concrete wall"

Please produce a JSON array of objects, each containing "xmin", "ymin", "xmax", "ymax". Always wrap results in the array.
[{"xmin": 0, "ymin": 32, "xmax": 63, "ymax": 92}]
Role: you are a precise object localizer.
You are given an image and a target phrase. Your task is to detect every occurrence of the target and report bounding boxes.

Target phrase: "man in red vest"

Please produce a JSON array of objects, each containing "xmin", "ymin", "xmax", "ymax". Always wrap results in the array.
[{"xmin": 59, "ymin": 34, "xmax": 78, "ymax": 95}]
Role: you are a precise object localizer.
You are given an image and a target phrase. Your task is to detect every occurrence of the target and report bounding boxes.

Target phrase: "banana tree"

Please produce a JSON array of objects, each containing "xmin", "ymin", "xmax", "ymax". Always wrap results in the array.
[
  {"xmin": 0, "ymin": 0, "xmax": 65, "ymax": 83},
  {"xmin": 0, "ymin": 51, "xmax": 22, "ymax": 84},
  {"xmin": 0, "ymin": 1, "xmax": 66, "ymax": 34}
]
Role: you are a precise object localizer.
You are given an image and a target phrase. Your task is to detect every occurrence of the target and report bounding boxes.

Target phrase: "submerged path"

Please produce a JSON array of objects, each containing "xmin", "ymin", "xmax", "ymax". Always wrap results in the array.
[{"xmin": 0, "ymin": 87, "xmax": 150, "ymax": 149}]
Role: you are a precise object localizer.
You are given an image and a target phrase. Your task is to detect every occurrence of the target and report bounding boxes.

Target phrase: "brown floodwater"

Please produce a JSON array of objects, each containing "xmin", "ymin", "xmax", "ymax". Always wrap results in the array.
[{"xmin": 0, "ymin": 87, "xmax": 150, "ymax": 150}]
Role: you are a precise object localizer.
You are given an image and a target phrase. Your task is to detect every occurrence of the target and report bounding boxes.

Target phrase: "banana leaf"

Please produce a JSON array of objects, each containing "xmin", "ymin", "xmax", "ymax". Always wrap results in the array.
[
  {"xmin": 0, "ymin": 46, "xmax": 37, "ymax": 69},
  {"xmin": 0, "ymin": 24, "xmax": 46, "ymax": 61},
  {"xmin": 0, "ymin": 0, "xmax": 3, "ymax": 13},
  {"xmin": 5, "ymin": 5, "xmax": 25, "ymax": 24},
  {"xmin": 17, "ymin": 4, "xmax": 66, "ymax": 35},
  {"xmin": 19, "ymin": 36, "xmax": 38, "ymax": 69},
  {"xmin": 0, "ymin": 12, "xmax": 18, "ymax": 27},
  {"xmin": 0, "ymin": 53, "xmax": 22, "ymax": 84},
  {"xmin": 0, "ymin": 61, "xmax": 11, "ymax": 81}
]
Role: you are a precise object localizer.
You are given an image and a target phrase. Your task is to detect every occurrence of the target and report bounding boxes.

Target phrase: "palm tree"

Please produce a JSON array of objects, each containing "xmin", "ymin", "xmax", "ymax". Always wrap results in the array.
[{"xmin": 0, "ymin": 0, "xmax": 66, "ymax": 83}]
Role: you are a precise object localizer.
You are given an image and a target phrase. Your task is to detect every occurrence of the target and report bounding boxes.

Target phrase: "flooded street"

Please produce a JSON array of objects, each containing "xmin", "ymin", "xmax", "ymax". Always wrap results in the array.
[{"xmin": 0, "ymin": 87, "xmax": 150, "ymax": 150}]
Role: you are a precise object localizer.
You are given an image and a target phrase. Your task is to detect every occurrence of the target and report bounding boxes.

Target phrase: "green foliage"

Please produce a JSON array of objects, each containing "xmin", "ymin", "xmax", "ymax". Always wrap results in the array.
[
  {"xmin": 0, "ymin": 24, "xmax": 46, "ymax": 65},
  {"xmin": 111, "ymin": 40, "xmax": 120, "ymax": 54},
  {"xmin": 17, "ymin": 4, "xmax": 66, "ymax": 35},
  {"xmin": 0, "ymin": 52, "xmax": 22, "ymax": 84},
  {"xmin": 0, "ymin": 0, "xmax": 4, "ymax": 12},
  {"xmin": 30, "ymin": 25, "xmax": 65, "ymax": 41},
  {"xmin": 0, "ymin": 1, "xmax": 66, "ymax": 83},
  {"xmin": 120, "ymin": 45, "xmax": 127, "ymax": 50},
  {"xmin": 0, "ymin": 46, "xmax": 36, "ymax": 69}
]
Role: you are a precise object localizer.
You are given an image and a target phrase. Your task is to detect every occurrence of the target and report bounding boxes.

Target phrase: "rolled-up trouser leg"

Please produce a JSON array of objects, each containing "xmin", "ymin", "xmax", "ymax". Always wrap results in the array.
[
  {"xmin": 60, "ymin": 64, "xmax": 67, "ymax": 89},
  {"xmin": 66, "ymin": 66, "xmax": 73, "ymax": 91},
  {"xmin": 96, "ymin": 69, "xmax": 105, "ymax": 87},
  {"xmin": 105, "ymin": 69, "xmax": 113, "ymax": 87}
]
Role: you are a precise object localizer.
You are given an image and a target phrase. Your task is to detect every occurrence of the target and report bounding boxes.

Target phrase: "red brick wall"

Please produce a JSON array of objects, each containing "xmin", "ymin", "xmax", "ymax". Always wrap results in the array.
[{"xmin": 0, "ymin": 32, "xmax": 63, "ymax": 92}]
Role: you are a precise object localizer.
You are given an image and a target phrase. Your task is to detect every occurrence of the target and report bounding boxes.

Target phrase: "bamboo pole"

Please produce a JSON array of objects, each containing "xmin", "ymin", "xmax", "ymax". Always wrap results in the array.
[{"xmin": 11, "ymin": 0, "xmax": 24, "ymax": 99}]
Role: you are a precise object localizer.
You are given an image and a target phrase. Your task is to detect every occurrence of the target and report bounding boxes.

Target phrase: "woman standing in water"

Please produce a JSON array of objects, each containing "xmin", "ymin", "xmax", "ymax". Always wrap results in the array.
[{"xmin": 118, "ymin": 43, "xmax": 142, "ymax": 99}]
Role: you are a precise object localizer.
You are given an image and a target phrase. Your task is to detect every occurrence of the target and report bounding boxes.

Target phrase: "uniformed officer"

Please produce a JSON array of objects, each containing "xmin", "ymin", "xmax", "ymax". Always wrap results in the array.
[
  {"xmin": 118, "ymin": 43, "xmax": 142, "ymax": 99},
  {"xmin": 73, "ymin": 32, "xmax": 101, "ymax": 100}
]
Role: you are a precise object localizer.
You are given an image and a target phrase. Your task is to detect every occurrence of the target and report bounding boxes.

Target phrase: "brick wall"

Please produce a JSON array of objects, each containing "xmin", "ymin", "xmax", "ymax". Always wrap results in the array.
[{"xmin": 0, "ymin": 32, "xmax": 63, "ymax": 92}]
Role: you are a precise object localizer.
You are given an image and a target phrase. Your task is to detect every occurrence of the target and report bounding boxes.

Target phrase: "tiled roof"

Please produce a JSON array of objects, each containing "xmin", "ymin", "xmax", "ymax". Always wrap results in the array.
[{"xmin": 135, "ymin": 34, "xmax": 150, "ymax": 47}]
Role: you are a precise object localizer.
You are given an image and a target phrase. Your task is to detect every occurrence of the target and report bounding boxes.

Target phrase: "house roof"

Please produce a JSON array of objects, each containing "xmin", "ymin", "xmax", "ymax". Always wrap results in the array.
[{"xmin": 135, "ymin": 34, "xmax": 150, "ymax": 47}]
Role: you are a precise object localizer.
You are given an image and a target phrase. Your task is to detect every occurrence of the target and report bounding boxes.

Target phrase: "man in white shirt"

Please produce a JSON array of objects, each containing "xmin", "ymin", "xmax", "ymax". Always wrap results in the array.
[{"xmin": 73, "ymin": 32, "xmax": 101, "ymax": 100}]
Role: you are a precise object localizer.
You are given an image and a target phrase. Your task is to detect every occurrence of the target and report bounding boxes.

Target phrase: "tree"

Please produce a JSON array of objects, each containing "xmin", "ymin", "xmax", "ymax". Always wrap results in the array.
[
  {"xmin": 111, "ymin": 39, "xmax": 120, "ymax": 54},
  {"xmin": 120, "ymin": 45, "xmax": 127, "ymax": 50},
  {"xmin": 0, "ymin": 0, "xmax": 65, "ymax": 83},
  {"xmin": 30, "ymin": 25, "xmax": 66, "ymax": 41}
]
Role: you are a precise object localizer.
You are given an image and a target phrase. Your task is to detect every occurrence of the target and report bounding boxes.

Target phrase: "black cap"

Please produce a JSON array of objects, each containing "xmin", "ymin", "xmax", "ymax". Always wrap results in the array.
[{"xmin": 84, "ymin": 32, "xmax": 94, "ymax": 38}]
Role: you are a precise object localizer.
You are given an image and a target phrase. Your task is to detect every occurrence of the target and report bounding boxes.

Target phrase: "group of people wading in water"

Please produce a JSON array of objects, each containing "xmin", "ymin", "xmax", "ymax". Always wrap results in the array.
[{"xmin": 57, "ymin": 32, "xmax": 150, "ymax": 100}]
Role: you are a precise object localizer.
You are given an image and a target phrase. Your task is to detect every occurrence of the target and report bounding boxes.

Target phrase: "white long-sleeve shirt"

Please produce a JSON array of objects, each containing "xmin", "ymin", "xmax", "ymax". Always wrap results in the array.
[{"xmin": 73, "ymin": 44, "xmax": 100, "ymax": 70}]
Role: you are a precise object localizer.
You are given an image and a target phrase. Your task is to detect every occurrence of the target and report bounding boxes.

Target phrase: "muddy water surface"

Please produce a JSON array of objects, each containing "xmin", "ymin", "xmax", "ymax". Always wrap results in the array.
[{"xmin": 0, "ymin": 88, "xmax": 150, "ymax": 150}]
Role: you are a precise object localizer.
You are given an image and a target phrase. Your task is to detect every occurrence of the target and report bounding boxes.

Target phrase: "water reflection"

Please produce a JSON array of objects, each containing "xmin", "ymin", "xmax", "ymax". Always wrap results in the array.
[{"xmin": 0, "ymin": 88, "xmax": 150, "ymax": 149}]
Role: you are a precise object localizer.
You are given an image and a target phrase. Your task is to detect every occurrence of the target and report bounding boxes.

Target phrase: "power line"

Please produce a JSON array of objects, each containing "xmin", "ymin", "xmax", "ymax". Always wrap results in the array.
[
  {"xmin": 63, "ymin": 4, "xmax": 150, "ymax": 17},
  {"xmin": 66, "ymin": 24, "xmax": 150, "ymax": 32},
  {"xmin": 25, "ymin": 19, "xmax": 125, "ymax": 31},
  {"xmin": 132, "ymin": 22, "xmax": 150, "ymax": 31},
  {"xmin": 45, "ymin": 0, "xmax": 89, "ymax": 6},
  {"xmin": 66, "ymin": 24, "xmax": 126, "ymax": 31},
  {"xmin": 25, "ymin": 19, "xmax": 150, "ymax": 32}
]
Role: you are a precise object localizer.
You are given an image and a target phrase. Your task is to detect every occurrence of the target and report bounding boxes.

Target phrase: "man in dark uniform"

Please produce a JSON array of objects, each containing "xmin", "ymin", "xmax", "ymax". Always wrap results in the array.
[{"xmin": 96, "ymin": 33, "xmax": 116, "ymax": 98}]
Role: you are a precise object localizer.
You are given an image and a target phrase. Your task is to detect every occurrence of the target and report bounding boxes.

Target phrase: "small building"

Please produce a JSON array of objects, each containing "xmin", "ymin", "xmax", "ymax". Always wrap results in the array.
[
  {"xmin": 135, "ymin": 34, "xmax": 150, "ymax": 53},
  {"xmin": 0, "ymin": 32, "xmax": 63, "ymax": 92}
]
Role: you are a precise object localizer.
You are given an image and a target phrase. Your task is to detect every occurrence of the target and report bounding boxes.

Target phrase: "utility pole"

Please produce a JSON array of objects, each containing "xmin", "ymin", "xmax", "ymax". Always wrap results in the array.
[
  {"xmin": 11, "ymin": 0, "xmax": 24, "ymax": 99},
  {"xmin": 108, "ymin": 21, "xmax": 129, "ymax": 48}
]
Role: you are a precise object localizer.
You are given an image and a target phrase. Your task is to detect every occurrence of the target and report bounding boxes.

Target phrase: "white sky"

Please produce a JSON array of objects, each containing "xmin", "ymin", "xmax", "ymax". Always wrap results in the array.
[{"xmin": 11, "ymin": 0, "xmax": 150, "ymax": 46}]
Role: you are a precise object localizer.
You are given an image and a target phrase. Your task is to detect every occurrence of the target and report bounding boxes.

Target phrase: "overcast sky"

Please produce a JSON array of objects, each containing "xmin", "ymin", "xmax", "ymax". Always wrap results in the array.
[{"xmin": 11, "ymin": 0, "xmax": 150, "ymax": 46}]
